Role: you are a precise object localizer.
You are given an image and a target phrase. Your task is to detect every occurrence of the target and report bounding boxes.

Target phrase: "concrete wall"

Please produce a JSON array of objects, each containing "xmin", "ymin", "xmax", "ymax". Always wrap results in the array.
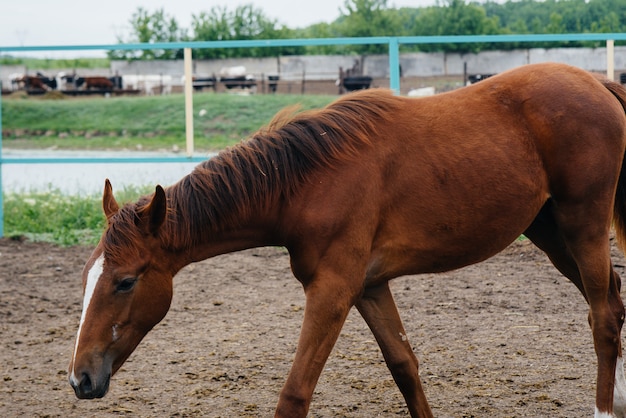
[
  {"xmin": 368, "ymin": 47, "xmax": 625, "ymax": 78},
  {"xmin": 112, "ymin": 45, "xmax": 626, "ymax": 81},
  {"xmin": 3, "ymin": 46, "xmax": 626, "ymax": 90},
  {"xmin": 109, "ymin": 55, "xmax": 362, "ymax": 81},
  {"xmin": 110, "ymin": 60, "xmax": 184, "ymax": 77}
]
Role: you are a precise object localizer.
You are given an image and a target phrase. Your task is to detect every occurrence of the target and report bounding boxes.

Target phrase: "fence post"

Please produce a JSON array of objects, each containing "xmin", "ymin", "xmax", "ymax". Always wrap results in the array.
[
  {"xmin": 184, "ymin": 47, "xmax": 194, "ymax": 156},
  {"xmin": 607, "ymin": 39, "xmax": 615, "ymax": 81},
  {"xmin": 388, "ymin": 37, "xmax": 401, "ymax": 94}
]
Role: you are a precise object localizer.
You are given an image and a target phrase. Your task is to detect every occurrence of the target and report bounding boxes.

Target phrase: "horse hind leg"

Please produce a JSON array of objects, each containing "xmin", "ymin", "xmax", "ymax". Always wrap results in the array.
[
  {"xmin": 523, "ymin": 201, "xmax": 587, "ymax": 297},
  {"xmin": 356, "ymin": 282, "xmax": 433, "ymax": 418},
  {"xmin": 524, "ymin": 200, "xmax": 626, "ymax": 417}
]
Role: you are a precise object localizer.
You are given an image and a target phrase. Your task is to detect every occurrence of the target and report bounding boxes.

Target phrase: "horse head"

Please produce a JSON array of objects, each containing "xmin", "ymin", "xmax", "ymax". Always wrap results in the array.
[{"xmin": 69, "ymin": 180, "xmax": 175, "ymax": 399}]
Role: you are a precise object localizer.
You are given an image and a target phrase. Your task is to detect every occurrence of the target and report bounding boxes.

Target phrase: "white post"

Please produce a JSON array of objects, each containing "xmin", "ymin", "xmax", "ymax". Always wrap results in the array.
[
  {"xmin": 607, "ymin": 39, "xmax": 615, "ymax": 81},
  {"xmin": 184, "ymin": 47, "xmax": 194, "ymax": 156}
]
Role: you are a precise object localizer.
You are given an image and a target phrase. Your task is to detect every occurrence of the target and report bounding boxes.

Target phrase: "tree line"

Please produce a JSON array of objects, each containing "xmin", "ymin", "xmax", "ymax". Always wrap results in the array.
[{"xmin": 109, "ymin": 0, "xmax": 626, "ymax": 59}]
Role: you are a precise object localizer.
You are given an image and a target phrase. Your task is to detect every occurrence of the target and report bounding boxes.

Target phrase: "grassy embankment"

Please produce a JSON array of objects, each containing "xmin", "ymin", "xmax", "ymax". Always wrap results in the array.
[
  {"xmin": 3, "ymin": 92, "xmax": 335, "ymax": 245},
  {"xmin": 3, "ymin": 92, "xmax": 334, "ymax": 151}
]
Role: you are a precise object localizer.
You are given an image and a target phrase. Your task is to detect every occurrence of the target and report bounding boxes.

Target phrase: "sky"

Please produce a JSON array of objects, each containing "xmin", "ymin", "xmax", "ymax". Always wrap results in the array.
[{"xmin": 1, "ymin": 0, "xmax": 438, "ymax": 58}]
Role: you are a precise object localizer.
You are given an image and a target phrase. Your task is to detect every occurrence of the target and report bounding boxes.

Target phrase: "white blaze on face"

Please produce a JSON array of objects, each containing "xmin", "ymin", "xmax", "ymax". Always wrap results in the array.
[{"xmin": 69, "ymin": 254, "xmax": 105, "ymax": 385}]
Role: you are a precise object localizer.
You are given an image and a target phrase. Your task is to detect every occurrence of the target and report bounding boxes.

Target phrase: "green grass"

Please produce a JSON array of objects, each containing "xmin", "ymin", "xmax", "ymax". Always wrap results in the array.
[
  {"xmin": 2, "ymin": 92, "xmax": 336, "ymax": 151},
  {"xmin": 4, "ymin": 186, "xmax": 152, "ymax": 246},
  {"xmin": 2, "ymin": 92, "xmax": 336, "ymax": 245},
  {"xmin": 0, "ymin": 56, "xmax": 110, "ymax": 69}
]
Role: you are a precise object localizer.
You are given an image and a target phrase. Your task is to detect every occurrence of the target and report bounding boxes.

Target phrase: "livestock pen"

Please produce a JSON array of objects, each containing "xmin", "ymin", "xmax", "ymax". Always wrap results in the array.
[{"xmin": 1, "ymin": 33, "xmax": 626, "ymax": 237}]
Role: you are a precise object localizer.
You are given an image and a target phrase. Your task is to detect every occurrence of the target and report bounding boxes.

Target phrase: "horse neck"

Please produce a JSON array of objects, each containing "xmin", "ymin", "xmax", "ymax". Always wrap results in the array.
[
  {"xmin": 184, "ymin": 216, "xmax": 282, "ymax": 263},
  {"xmin": 162, "ymin": 173, "xmax": 284, "ymax": 264}
]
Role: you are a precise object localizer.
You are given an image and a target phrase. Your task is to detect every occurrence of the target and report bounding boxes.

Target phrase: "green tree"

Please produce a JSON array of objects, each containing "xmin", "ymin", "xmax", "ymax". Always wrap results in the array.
[
  {"xmin": 108, "ymin": 0, "xmax": 626, "ymax": 59},
  {"xmin": 298, "ymin": 23, "xmax": 344, "ymax": 55},
  {"xmin": 337, "ymin": 0, "xmax": 400, "ymax": 54},
  {"xmin": 108, "ymin": 8, "xmax": 185, "ymax": 60},
  {"xmin": 412, "ymin": 0, "xmax": 501, "ymax": 53},
  {"xmin": 482, "ymin": 0, "xmax": 626, "ymax": 48},
  {"xmin": 546, "ymin": 12, "xmax": 566, "ymax": 34},
  {"xmin": 590, "ymin": 11, "xmax": 621, "ymax": 33},
  {"xmin": 191, "ymin": 4, "xmax": 303, "ymax": 58}
]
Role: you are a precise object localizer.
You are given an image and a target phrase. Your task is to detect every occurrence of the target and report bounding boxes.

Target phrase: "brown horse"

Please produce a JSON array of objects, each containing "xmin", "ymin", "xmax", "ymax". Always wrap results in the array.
[{"xmin": 69, "ymin": 62, "xmax": 626, "ymax": 417}]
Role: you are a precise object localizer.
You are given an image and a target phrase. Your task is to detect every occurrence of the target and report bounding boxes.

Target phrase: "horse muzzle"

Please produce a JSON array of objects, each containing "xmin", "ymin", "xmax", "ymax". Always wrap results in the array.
[
  {"xmin": 70, "ymin": 370, "xmax": 111, "ymax": 399},
  {"xmin": 69, "ymin": 367, "xmax": 111, "ymax": 399}
]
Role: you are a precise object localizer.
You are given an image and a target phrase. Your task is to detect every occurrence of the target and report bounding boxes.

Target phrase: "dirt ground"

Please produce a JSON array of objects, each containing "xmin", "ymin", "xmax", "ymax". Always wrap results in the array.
[{"xmin": 1, "ymin": 236, "xmax": 625, "ymax": 417}]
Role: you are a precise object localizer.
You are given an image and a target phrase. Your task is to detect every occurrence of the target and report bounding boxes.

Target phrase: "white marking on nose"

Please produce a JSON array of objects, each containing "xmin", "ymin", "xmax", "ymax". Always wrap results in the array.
[{"xmin": 70, "ymin": 254, "xmax": 105, "ymax": 385}]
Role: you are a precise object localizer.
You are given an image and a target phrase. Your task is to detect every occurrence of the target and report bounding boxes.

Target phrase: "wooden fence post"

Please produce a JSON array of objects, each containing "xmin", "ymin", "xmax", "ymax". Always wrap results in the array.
[{"xmin": 184, "ymin": 47, "xmax": 194, "ymax": 156}]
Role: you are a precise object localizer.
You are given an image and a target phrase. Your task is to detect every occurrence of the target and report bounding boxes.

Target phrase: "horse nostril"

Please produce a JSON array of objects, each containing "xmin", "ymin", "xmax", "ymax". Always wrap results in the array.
[
  {"xmin": 71, "ymin": 372, "xmax": 95, "ymax": 399},
  {"xmin": 80, "ymin": 372, "xmax": 93, "ymax": 394}
]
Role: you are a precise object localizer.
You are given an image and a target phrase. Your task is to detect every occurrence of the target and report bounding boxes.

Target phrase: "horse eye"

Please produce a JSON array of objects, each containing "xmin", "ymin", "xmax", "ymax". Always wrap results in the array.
[{"xmin": 116, "ymin": 277, "xmax": 137, "ymax": 293}]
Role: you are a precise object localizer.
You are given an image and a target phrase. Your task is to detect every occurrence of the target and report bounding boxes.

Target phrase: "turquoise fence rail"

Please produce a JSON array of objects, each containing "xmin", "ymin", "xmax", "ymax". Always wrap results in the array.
[{"xmin": 2, "ymin": 33, "xmax": 626, "ymax": 237}]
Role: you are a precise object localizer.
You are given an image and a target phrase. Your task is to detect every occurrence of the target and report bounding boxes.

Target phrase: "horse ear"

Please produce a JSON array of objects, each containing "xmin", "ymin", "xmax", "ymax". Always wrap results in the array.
[
  {"xmin": 103, "ymin": 179, "xmax": 120, "ymax": 219},
  {"xmin": 145, "ymin": 185, "xmax": 167, "ymax": 235}
]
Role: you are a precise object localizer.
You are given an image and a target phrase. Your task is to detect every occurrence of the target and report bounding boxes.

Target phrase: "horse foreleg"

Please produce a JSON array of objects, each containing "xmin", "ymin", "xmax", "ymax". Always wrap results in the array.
[
  {"xmin": 274, "ymin": 272, "xmax": 359, "ymax": 418},
  {"xmin": 356, "ymin": 282, "xmax": 433, "ymax": 418}
]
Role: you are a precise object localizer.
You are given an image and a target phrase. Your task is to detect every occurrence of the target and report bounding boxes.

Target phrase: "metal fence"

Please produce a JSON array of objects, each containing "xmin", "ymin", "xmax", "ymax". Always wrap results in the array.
[{"xmin": 2, "ymin": 33, "xmax": 626, "ymax": 237}]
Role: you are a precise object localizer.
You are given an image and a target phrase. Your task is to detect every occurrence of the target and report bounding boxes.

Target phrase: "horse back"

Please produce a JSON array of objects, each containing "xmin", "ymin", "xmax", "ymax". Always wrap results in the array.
[{"xmin": 283, "ymin": 63, "xmax": 626, "ymax": 284}]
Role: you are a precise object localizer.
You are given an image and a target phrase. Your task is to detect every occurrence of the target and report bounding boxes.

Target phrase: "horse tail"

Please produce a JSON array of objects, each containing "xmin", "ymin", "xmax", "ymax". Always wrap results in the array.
[{"xmin": 602, "ymin": 77, "xmax": 626, "ymax": 250}]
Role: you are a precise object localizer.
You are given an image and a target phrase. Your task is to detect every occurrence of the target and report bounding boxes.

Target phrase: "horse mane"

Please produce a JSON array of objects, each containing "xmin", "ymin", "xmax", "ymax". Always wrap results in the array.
[{"xmin": 104, "ymin": 89, "xmax": 402, "ymax": 255}]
